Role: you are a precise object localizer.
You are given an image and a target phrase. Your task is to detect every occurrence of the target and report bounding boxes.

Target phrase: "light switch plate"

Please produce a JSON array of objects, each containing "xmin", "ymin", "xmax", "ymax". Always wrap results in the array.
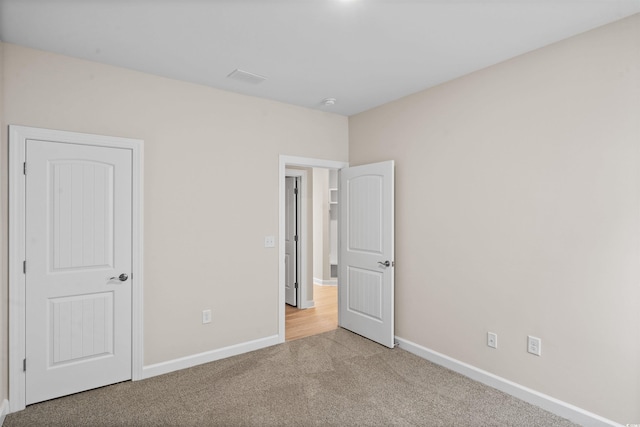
[
  {"xmin": 202, "ymin": 309, "xmax": 212, "ymax": 324},
  {"xmin": 487, "ymin": 332, "xmax": 497, "ymax": 349}
]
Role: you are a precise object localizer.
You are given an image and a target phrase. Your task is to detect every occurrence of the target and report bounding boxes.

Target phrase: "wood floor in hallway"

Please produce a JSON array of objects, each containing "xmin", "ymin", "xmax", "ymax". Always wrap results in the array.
[{"xmin": 285, "ymin": 284, "xmax": 337, "ymax": 341}]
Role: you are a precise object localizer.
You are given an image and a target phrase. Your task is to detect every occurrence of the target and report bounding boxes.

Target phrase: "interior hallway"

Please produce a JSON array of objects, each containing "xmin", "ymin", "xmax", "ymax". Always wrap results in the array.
[{"xmin": 285, "ymin": 285, "xmax": 337, "ymax": 341}]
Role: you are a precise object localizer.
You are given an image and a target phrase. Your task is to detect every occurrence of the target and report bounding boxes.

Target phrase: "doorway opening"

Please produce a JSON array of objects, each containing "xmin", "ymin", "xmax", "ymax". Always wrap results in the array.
[
  {"xmin": 278, "ymin": 156, "xmax": 348, "ymax": 343},
  {"xmin": 284, "ymin": 168, "xmax": 339, "ymax": 341}
]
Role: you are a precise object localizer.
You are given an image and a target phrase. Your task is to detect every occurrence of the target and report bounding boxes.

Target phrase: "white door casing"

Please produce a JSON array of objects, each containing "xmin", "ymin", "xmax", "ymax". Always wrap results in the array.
[
  {"xmin": 9, "ymin": 126, "xmax": 144, "ymax": 412},
  {"xmin": 285, "ymin": 176, "xmax": 298, "ymax": 306},
  {"xmin": 338, "ymin": 161, "xmax": 395, "ymax": 348}
]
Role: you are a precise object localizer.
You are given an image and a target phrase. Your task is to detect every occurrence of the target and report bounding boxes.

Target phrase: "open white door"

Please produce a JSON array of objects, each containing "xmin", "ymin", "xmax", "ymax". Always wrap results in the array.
[
  {"xmin": 284, "ymin": 176, "xmax": 298, "ymax": 306},
  {"xmin": 338, "ymin": 160, "xmax": 394, "ymax": 348}
]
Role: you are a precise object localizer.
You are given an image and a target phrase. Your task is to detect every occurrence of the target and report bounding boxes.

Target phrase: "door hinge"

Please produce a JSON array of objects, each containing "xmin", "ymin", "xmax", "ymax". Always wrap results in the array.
[
  {"xmin": 23, "ymin": 260, "xmax": 26, "ymax": 274},
  {"xmin": 23, "ymin": 358, "xmax": 26, "ymax": 372},
  {"xmin": 294, "ymin": 282, "xmax": 298, "ymax": 289},
  {"xmin": 23, "ymin": 162, "xmax": 26, "ymax": 175},
  {"xmin": 294, "ymin": 235, "xmax": 298, "ymax": 242},
  {"xmin": 294, "ymin": 187, "xmax": 298, "ymax": 195}
]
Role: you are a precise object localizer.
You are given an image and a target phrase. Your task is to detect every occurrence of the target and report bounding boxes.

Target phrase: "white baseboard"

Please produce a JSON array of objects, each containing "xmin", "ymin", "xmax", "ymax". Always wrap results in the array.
[
  {"xmin": 313, "ymin": 277, "xmax": 337, "ymax": 286},
  {"xmin": 1, "ymin": 399, "xmax": 9, "ymax": 424},
  {"xmin": 395, "ymin": 337, "xmax": 622, "ymax": 427},
  {"xmin": 141, "ymin": 335, "xmax": 280, "ymax": 380},
  {"xmin": 300, "ymin": 300, "xmax": 315, "ymax": 309}
]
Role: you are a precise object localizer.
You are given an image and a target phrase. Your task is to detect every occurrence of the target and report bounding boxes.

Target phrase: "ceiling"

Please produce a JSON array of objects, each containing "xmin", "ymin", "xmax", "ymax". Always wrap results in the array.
[{"xmin": 1, "ymin": 0, "xmax": 639, "ymax": 116}]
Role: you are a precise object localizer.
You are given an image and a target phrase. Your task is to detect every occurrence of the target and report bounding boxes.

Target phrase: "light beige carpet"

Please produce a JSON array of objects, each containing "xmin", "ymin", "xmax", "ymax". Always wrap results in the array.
[{"xmin": 5, "ymin": 329, "xmax": 577, "ymax": 426}]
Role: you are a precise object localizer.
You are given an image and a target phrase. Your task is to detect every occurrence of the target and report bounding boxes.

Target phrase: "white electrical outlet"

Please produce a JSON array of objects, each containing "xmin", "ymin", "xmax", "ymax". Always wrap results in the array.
[
  {"xmin": 487, "ymin": 332, "xmax": 497, "ymax": 349},
  {"xmin": 202, "ymin": 309, "xmax": 212, "ymax": 324},
  {"xmin": 527, "ymin": 335, "xmax": 541, "ymax": 356}
]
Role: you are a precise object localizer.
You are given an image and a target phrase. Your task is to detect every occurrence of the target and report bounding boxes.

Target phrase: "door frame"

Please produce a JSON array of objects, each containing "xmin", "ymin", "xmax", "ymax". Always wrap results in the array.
[
  {"xmin": 278, "ymin": 156, "xmax": 348, "ymax": 342},
  {"xmin": 8, "ymin": 125, "xmax": 144, "ymax": 412},
  {"xmin": 284, "ymin": 169, "xmax": 306, "ymax": 308}
]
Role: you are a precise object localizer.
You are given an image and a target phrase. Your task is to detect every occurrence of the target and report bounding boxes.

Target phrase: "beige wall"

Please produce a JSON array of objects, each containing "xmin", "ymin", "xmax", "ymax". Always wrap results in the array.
[
  {"xmin": 312, "ymin": 168, "xmax": 331, "ymax": 282},
  {"xmin": 0, "ymin": 43, "xmax": 348, "ymax": 401},
  {"xmin": 350, "ymin": 14, "xmax": 640, "ymax": 424}
]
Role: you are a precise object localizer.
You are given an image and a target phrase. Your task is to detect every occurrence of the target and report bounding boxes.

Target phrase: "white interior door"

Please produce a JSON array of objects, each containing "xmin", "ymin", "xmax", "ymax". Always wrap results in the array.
[
  {"xmin": 25, "ymin": 139, "xmax": 133, "ymax": 404},
  {"xmin": 284, "ymin": 176, "xmax": 298, "ymax": 306},
  {"xmin": 338, "ymin": 161, "xmax": 395, "ymax": 348}
]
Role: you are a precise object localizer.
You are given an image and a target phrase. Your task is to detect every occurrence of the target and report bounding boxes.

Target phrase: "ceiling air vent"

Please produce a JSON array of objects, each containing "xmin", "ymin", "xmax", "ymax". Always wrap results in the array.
[{"xmin": 226, "ymin": 68, "xmax": 267, "ymax": 84}]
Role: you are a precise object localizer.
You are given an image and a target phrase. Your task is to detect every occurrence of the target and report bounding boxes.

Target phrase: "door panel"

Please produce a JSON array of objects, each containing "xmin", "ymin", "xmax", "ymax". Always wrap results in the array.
[
  {"xmin": 49, "ymin": 292, "xmax": 113, "ymax": 364},
  {"xmin": 347, "ymin": 267, "xmax": 383, "ymax": 320},
  {"xmin": 339, "ymin": 161, "xmax": 394, "ymax": 348},
  {"xmin": 347, "ymin": 174, "xmax": 383, "ymax": 253},
  {"xmin": 26, "ymin": 139, "xmax": 132, "ymax": 405},
  {"xmin": 50, "ymin": 161, "xmax": 114, "ymax": 270}
]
